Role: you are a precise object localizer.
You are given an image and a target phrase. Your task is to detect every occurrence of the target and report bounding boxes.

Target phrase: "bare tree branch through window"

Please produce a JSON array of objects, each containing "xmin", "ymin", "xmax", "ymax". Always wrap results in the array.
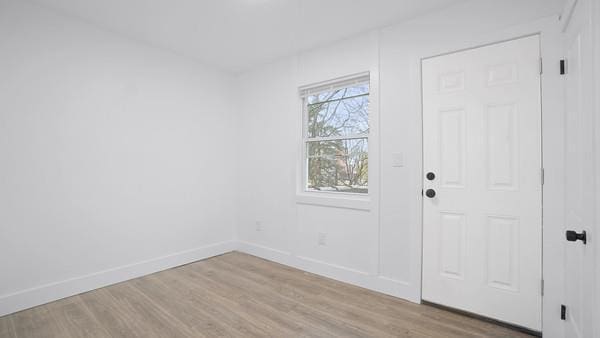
[{"xmin": 304, "ymin": 80, "xmax": 369, "ymax": 193}]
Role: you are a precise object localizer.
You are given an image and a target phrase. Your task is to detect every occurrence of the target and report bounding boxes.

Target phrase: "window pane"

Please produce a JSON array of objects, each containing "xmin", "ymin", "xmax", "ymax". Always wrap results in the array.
[
  {"xmin": 307, "ymin": 138, "xmax": 368, "ymax": 193},
  {"xmin": 306, "ymin": 84, "xmax": 369, "ymax": 138}
]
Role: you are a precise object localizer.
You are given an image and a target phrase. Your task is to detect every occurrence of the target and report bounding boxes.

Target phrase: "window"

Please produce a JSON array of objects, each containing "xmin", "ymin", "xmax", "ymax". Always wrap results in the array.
[{"xmin": 301, "ymin": 75, "xmax": 369, "ymax": 194}]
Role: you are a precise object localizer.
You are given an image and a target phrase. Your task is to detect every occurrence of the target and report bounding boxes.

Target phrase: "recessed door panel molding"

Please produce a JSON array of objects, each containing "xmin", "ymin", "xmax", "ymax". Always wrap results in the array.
[
  {"xmin": 439, "ymin": 212, "xmax": 466, "ymax": 279},
  {"xmin": 486, "ymin": 62, "xmax": 519, "ymax": 87},
  {"xmin": 439, "ymin": 108, "xmax": 466, "ymax": 188},
  {"xmin": 486, "ymin": 215, "xmax": 519, "ymax": 292},
  {"xmin": 439, "ymin": 71, "xmax": 465, "ymax": 93},
  {"xmin": 486, "ymin": 102, "xmax": 519, "ymax": 191},
  {"xmin": 422, "ymin": 35, "xmax": 542, "ymax": 331}
]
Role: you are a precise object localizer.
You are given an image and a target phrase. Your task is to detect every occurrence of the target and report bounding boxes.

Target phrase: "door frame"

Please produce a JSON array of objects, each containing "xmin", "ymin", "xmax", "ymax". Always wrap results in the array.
[
  {"xmin": 411, "ymin": 16, "xmax": 565, "ymax": 335},
  {"xmin": 420, "ymin": 34, "xmax": 544, "ymax": 331}
]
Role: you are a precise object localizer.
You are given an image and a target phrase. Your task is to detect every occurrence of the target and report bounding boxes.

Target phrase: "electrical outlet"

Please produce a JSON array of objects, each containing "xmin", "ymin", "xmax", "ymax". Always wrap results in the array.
[
  {"xmin": 392, "ymin": 152, "xmax": 404, "ymax": 167},
  {"xmin": 255, "ymin": 221, "xmax": 262, "ymax": 231},
  {"xmin": 318, "ymin": 232, "xmax": 327, "ymax": 246}
]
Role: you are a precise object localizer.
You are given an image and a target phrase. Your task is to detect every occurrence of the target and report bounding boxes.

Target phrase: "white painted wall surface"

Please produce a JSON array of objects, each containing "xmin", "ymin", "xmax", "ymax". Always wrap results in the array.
[
  {"xmin": 236, "ymin": 0, "xmax": 565, "ymax": 335},
  {"xmin": 0, "ymin": 0, "xmax": 236, "ymax": 316},
  {"xmin": 235, "ymin": 32, "xmax": 395, "ymax": 296}
]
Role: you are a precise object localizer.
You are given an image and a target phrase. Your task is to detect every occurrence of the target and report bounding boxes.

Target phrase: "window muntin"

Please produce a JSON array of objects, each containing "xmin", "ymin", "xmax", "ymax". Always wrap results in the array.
[{"xmin": 303, "ymin": 79, "xmax": 369, "ymax": 194}]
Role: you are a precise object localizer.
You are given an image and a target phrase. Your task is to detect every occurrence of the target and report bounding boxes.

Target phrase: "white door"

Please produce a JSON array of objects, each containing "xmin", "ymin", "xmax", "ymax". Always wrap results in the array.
[
  {"xmin": 563, "ymin": 0, "xmax": 597, "ymax": 336},
  {"xmin": 421, "ymin": 36, "xmax": 542, "ymax": 331}
]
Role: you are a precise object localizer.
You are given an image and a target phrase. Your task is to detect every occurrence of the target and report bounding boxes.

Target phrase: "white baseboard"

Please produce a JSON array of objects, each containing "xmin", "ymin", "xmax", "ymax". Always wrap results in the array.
[
  {"xmin": 1, "ymin": 240, "xmax": 420, "ymax": 317},
  {"xmin": 235, "ymin": 241, "xmax": 293, "ymax": 263},
  {"xmin": 236, "ymin": 241, "xmax": 421, "ymax": 303},
  {"xmin": 0, "ymin": 240, "xmax": 236, "ymax": 317}
]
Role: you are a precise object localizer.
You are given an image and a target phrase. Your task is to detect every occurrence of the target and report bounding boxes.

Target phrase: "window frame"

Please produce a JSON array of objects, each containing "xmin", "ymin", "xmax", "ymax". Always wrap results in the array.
[{"xmin": 300, "ymin": 74, "xmax": 371, "ymax": 196}]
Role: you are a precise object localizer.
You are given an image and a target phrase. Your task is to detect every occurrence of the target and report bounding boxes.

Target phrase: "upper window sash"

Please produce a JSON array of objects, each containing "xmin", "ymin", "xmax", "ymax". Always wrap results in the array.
[{"xmin": 302, "ymin": 81, "xmax": 370, "ymax": 140}]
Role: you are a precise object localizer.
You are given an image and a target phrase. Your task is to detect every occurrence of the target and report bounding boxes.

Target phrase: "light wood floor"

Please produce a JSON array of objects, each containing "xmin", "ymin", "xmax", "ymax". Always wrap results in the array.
[{"xmin": 0, "ymin": 252, "xmax": 533, "ymax": 338}]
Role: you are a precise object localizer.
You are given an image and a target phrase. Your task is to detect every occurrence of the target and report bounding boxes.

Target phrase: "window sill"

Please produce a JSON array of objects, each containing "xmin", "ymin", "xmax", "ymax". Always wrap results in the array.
[{"xmin": 295, "ymin": 192, "xmax": 371, "ymax": 211}]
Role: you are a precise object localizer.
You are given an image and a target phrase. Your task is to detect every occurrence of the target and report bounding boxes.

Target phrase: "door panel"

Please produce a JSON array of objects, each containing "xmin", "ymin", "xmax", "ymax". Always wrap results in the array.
[
  {"xmin": 439, "ymin": 212, "xmax": 466, "ymax": 279},
  {"xmin": 564, "ymin": 0, "xmax": 596, "ymax": 336},
  {"xmin": 422, "ymin": 35, "xmax": 542, "ymax": 331},
  {"xmin": 486, "ymin": 215, "xmax": 519, "ymax": 291},
  {"xmin": 439, "ymin": 108, "xmax": 466, "ymax": 188},
  {"xmin": 486, "ymin": 103, "xmax": 518, "ymax": 190}
]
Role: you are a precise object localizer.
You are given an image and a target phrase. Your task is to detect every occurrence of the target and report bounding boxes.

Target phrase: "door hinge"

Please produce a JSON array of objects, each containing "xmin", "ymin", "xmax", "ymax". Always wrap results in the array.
[
  {"xmin": 541, "ymin": 168, "xmax": 545, "ymax": 185},
  {"xmin": 561, "ymin": 304, "xmax": 567, "ymax": 320},
  {"xmin": 541, "ymin": 279, "xmax": 544, "ymax": 296},
  {"xmin": 560, "ymin": 59, "xmax": 567, "ymax": 75},
  {"xmin": 539, "ymin": 58, "xmax": 543, "ymax": 74}
]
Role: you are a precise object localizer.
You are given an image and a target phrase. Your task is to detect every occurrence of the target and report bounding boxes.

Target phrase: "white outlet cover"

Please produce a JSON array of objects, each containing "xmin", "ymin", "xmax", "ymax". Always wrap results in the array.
[
  {"xmin": 318, "ymin": 233, "xmax": 327, "ymax": 246},
  {"xmin": 392, "ymin": 152, "xmax": 404, "ymax": 167}
]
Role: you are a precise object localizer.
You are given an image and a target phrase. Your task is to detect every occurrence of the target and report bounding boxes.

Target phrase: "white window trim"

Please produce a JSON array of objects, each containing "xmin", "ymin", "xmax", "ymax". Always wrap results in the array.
[
  {"xmin": 295, "ymin": 192, "xmax": 371, "ymax": 211},
  {"xmin": 298, "ymin": 72, "xmax": 371, "ymax": 207},
  {"xmin": 299, "ymin": 73, "xmax": 370, "ymax": 98}
]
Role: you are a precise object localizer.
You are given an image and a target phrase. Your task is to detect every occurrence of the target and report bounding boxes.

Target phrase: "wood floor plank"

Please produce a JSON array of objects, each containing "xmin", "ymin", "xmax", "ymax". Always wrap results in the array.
[
  {"xmin": 79, "ymin": 287, "xmax": 148, "ymax": 338},
  {"xmin": 133, "ymin": 273, "xmax": 245, "ymax": 337},
  {"xmin": 189, "ymin": 261, "xmax": 370, "ymax": 337},
  {"xmin": 212, "ymin": 254, "xmax": 477, "ymax": 337},
  {"xmin": 188, "ymin": 256, "xmax": 382, "ymax": 337},
  {"xmin": 0, "ymin": 315, "xmax": 17, "ymax": 338},
  {"xmin": 103, "ymin": 282, "xmax": 196, "ymax": 338},
  {"xmin": 43, "ymin": 296, "xmax": 111, "ymax": 338},
  {"xmin": 165, "ymin": 264, "xmax": 306, "ymax": 337},
  {"xmin": 218, "ymin": 253, "xmax": 529, "ymax": 337},
  {"xmin": 1, "ymin": 252, "xmax": 535, "ymax": 338},
  {"xmin": 161, "ymin": 264, "xmax": 289, "ymax": 337},
  {"xmin": 11, "ymin": 304, "xmax": 67, "ymax": 338},
  {"xmin": 202, "ymin": 257, "xmax": 397, "ymax": 337},
  {"xmin": 215, "ymin": 253, "xmax": 457, "ymax": 336}
]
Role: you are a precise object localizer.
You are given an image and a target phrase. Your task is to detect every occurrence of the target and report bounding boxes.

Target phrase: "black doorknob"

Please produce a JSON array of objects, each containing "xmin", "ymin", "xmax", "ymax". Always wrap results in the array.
[
  {"xmin": 426, "ymin": 172, "xmax": 436, "ymax": 180},
  {"xmin": 566, "ymin": 230, "xmax": 587, "ymax": 244},
  {"xmin": 425, "ymin": 189, "xmax": 436, "ymax": 198}
]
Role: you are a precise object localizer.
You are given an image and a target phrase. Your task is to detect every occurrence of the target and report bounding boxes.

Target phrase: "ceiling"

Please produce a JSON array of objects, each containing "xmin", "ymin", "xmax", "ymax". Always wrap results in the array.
[
  {"xmin": 29, "ymin": 0, "xmax": 566, "ymax": 73},
  {"xmin": 29, "ymin": 0, "xmax": 470, "ymax": 72}
]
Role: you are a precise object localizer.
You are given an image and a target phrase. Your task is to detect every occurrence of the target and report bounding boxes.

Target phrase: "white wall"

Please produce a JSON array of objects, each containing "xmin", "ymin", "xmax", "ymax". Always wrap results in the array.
[
  {"xmin": 235, "ymin": 0, "xmax": 565, "ymax": 335},
  {"xmin": 236, "ymin": 32, "xmax": 393, "ymax": 294},
  {"xmin": 0, "ymin": 0, "xmax": 236, "ymax": 316}
]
